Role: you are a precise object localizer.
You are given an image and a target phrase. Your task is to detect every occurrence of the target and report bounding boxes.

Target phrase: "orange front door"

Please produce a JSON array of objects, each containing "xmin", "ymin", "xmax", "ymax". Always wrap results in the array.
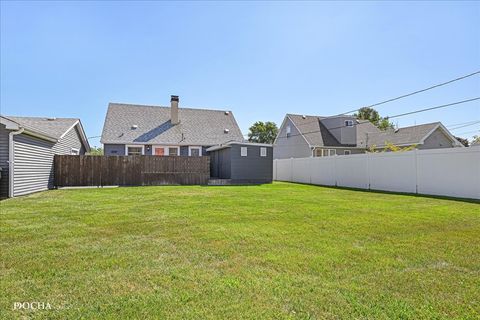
[{"xmin": 154, "ymin": 148, "xmax": 165, "ymax": 156}]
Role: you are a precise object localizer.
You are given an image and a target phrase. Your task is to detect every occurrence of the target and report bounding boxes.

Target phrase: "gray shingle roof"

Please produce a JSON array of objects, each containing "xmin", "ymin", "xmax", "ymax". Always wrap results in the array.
[
  {"xmin": 101, "ymin": 103, "xmax": 244, "ymax": 146},
  {"xmin": 365, "ymin": 122, "xmax": 441, "ymax": 147},
  {"xmin": 287, "ymin": 114, "xmax": 380, "ymax": 147},
  {"xmin": 3, "ymin": 116, "xmax": 79, "ymax": 140}
]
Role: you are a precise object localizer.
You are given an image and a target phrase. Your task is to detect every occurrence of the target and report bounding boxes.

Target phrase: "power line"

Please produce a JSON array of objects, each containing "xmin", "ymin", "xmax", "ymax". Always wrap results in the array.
[
  {"xmin": 448, "ymin": 121, "xmax": 480, "ymax": 131},
  {"xmin": 294, "ymin": 70, "xmax": 480, "ymax": 129},
  {"xmin": 274, "ymin": 97, "xmax": 480, "ymax": 141},
  {"xmin": 455, "ymin": 130, "xmax": 480, "ymax": 136},
  {"xmin": 446, "ymin": 120, "xmax": 480, "ymax": 127}
]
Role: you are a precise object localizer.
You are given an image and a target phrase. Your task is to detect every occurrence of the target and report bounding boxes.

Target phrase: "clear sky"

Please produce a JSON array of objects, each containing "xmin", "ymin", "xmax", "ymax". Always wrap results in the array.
[{"xmin": 1, "ymin": 1, "xmax": 479, "ymax": 147}]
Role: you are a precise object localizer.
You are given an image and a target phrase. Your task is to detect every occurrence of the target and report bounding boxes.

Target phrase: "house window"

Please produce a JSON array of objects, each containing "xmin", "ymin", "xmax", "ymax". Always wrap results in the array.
[
  {"xmin": 315, "ymin": 149, "xmax": 322, "ymax": 157},
  {"xmin": 168, "ymin": 147, "xmax": 179, "ymax": 156},
  {"xmin": 154, "ymin": 147, "xmax": 165, "ymax": 156},
  {"xmin": 70, "ymin": 148, "xmax": 79, "ymax": 155},
  {"xmin": 286, "ymin": 125, "xmax": 291, "ymax": 137},
  {"xmin": 344, "ymin": 150, "xmax": 351, "ymax": 155},
  {"xmin": 189, "ymin": 147, "xmax": 201, "ymax": 157},
  {"xmin": 127, "ymin": 146, "xmax": 143, "ymax": 155},
  {"xmin": 241, "ymin": 147, "xmax": 248, "ymax": 157},
  {"xmin": 322, "ymin": 149, "xmax": 337, "ymax": 157},
  {"xmin": 345, "ymin": 120, "xmax": 354, "ymax": 127},
  {"xmin": 260, "ymin": 147, "xmax": 267, "ymax": 157}
]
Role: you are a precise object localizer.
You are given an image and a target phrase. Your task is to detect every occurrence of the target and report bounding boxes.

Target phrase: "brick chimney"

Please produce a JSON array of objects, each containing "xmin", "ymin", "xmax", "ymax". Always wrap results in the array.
[{"xmin": 170, "ymin": 95, "xmax": 179, "ymax": 125}]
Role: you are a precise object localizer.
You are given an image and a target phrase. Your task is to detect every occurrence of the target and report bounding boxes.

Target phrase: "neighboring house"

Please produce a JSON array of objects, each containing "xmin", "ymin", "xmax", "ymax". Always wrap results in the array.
[
  {"xmin": 101, "ymin": 95, "xmax": 244, "ymax": 156},
  {"xmin": 207, "ymin": 142, "xmax": 273, "ymax": 184},
  {"xmin": 0, "ymin": 116, "xmax": 90, "ymax": 198},
  {"xmin": 273, "ymin": 114, "xmax": 462, "ymax": 159}
]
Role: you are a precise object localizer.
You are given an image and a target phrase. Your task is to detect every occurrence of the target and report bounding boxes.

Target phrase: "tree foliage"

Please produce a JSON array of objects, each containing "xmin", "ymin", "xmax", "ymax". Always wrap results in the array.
[
  {"xmin": 88, "ymin": 146, "xmax": 103, "ymax": 155},
  {"xmin": 354, "ymin": 107, "xmax": 394, "ymax": 131},
  {"xmin": 248, "ymin": 121, "xmax": 279, "ymax": 144}
]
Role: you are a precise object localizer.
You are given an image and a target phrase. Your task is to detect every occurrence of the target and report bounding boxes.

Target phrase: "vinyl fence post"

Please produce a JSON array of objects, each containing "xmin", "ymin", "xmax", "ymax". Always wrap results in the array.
[{"xmin": 414, "ymin": 149, "xmax": 419, "ymax": 194}]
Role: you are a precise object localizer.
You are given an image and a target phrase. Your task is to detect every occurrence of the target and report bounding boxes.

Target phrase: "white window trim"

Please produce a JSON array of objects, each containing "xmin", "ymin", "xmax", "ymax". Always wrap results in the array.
[
  {"xmin": 125, "ymin": 145, "xmax": 144, "ymax": 155},
  {"xmin": 260, "ymin": 147, "xmax": 267, "ymax": 157},
  {"xmin": 345, "ymin": 120, "xmax": 354, "ymax": 127},
  {"xmin": 344, "ymin": 150, "xmax": 351, "ymax": 155},
  {"xmin": 70, "ymin": 148, "xmax": 80, "ymax": 155},
  {"xmin": 166, "ymin": 146, "xmax": 180, "ymax": 156},
  {"xmin": 240, "ymin": 147, "xmax": 248, "ymax": 157},
  {"xmin": 188, "ymin": 146, "xmax": 202, "ymax": 156}
]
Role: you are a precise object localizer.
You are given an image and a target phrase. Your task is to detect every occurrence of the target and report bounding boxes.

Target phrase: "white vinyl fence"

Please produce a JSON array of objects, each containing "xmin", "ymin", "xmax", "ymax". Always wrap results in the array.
[{"xmin": 273, "ymin": 147, "xmax": 480, "ymax": 199}]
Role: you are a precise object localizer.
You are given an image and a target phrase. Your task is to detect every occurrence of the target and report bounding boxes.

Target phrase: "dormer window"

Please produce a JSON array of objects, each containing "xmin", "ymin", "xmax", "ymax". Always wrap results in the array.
[{"xmin": 345, "ymin": 120, "xmax": 354, "ymax": 127}]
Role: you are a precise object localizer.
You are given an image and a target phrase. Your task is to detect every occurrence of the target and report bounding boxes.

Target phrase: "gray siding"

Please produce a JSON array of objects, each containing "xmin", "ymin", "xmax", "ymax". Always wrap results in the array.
[
  {"xmin": 320, "ymin": 116, "xmax": 357, "ymax": 145},
  {"xmin": 0, "ymin": 124, "xmax": 9, "ymax": 198},
  {"xmin": 105, "ymin": 144, "xmax": 212, "ymax": 156},
  {"xmin": 230, "ymin": 145, "xmax": 273, "ymax": 183},
  {"xmin": 273, "ymin": 117, "xmax": 312, "ymax": 159},
  {"xmin": 104, "ymin": 144, "xmax": 126, "ymax": 156},
  {"xmin": 13, "ymin": 133, "xmax": 55, "ymax": 196},
  {"xmin": 11, "ymin": 125, "xmax": 87, "ymax": 197},
  {"xmin": 210, "ymin": 148, "xmax": 231, "ymax": 179},
  {"xmin": 419, "ymin": 128, "xmax": 454, "ymax": 149},
  {"xmin": 180, "ymin": 146, "xmax": 189, "ymax": 156},
  {"xmin": 53, "ymin": 126, "xmax": 86, "ymax": 155}
]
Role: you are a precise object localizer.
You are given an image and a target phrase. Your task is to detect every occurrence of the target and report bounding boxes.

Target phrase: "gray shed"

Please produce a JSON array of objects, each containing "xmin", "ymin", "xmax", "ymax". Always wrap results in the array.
[{"xmin": 206, "ymin": 142, "xmax": 273, "ymax": 184}]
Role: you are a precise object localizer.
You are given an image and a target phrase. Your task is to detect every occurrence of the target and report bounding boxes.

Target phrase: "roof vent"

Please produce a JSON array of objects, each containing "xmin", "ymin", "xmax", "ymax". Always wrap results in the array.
[
  {"xmin": 224, "ymin": 128, "xmax": 230, "ymax": 134},
  {"xmin": 225, "ymin": 111, "xmax": 230, "ymax": 115},
  {"xmin": 131, "ymin": 124, "xmax": 138, "ymax": 130},
  {"xmin": 302, "ymin": 115, "xmax": 306, "ymax": 119}
]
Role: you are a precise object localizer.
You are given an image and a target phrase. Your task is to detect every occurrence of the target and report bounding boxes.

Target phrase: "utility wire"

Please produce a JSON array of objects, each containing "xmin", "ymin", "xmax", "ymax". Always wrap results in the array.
[
  {"xmin": 448, "ymin": 121, "xmax": 480, "ymax": 131},
  {"xmin": 274, "ymin": 97, "xmax": 480, "ymax": 141},
  {"xmin": 294, "ymin": 70, "xmax": 480, "ymax": 128}
]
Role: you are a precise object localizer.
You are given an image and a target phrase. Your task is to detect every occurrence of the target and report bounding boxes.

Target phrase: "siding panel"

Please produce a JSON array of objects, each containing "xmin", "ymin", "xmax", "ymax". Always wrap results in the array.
[
  {"xmin": 0, "ymin": 124, "xmax": 9, "ymax": 198},
  {"xmin": 13, "ymin": 134, "xmax": 55, "ymax": 196}
]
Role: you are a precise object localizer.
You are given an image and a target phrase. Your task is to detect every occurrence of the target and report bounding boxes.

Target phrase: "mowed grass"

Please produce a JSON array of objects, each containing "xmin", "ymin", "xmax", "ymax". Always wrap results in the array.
[{"xmin": 0, "ymin": 183, "xmax": 479, "ymax": 319}]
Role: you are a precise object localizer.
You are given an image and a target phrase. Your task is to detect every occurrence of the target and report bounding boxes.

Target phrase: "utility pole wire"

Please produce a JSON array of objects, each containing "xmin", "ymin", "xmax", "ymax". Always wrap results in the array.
[
  {"xmin": 294, "ymin": 70, "xmax": 480, "ymax": 128},
  {"xmin": 274, "ymin": 97, "xmax": 480, "ymax": 141}
]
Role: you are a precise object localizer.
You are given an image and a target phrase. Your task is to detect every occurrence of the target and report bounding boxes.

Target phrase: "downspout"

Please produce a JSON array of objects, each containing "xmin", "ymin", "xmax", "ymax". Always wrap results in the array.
[{"xmin": 8, "ymin": 128, "xmax": 24, "ymax": 197}]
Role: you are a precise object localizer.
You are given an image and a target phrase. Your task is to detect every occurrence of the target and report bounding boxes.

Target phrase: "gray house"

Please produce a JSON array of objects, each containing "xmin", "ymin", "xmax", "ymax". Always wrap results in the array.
[
  {"xmin": 101, "ymin": 95, "xmax": 244, "ymax": 156},
  {"xmin": 0, "ymin": 116, "xmax": 90, "ymax": 198},
  {"xmin": 207, "ymin": 142, "xmax": 273, "ymax": 184},
  {"xmin": 273, "ymin": 114, "xmax": 462, "ymax": 159}
]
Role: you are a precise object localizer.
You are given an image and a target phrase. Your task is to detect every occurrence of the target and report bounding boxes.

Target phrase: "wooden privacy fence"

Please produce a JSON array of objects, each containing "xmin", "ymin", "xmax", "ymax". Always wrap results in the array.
[{"xmin": 54, "ymin": 155, "xmax": 210, "ymax": 186}]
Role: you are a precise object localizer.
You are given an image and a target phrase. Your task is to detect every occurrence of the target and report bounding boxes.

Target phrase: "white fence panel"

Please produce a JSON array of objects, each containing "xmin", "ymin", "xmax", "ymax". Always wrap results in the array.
[
  {"xmin": 336, "ymin": 154, "xmax": 369, "ymax": 189},
  {"xmin": 273, "ymin": 147, "xmax": 480, "ymax": 199},
  {"xmin": 310, "ymin": 157, "xmax": 336, "ymax": 186},
  {"xmin": 368, "ymin": 151, "xmax": 417, "ymax": 193},
  {"xmin": 275, "ymin": 159, "xmax": 292, "ymax": 182},
  {"xmin": 416, "ymin": 148, "xmax": 480, "ymax": 199},
  {"xmin": 292, "ymin": 158, "xmax": 311, "ymax": 184}
]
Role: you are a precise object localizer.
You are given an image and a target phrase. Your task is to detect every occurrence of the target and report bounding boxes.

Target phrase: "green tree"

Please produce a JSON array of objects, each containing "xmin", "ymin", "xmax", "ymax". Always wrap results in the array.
[
  {"xmin": 88, "ymin": 146, "xmax": 103, "ymax": 155},
  {"xmin": 248, "ymin": 121, "xmax": 278, "ymax": 144},
  {"xmin": 354, "ymin": 107, "xmax": 394, "ymax": 131}
]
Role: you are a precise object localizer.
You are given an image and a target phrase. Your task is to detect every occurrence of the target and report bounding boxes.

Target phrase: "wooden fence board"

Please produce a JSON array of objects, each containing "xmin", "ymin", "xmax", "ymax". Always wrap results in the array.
[{"xmin": 54, "ymin": 155, "xmax": 210, "ymax": 186}]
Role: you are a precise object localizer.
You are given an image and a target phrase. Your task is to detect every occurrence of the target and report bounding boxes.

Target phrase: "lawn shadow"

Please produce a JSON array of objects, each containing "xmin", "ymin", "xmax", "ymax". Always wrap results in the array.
[{"xmin": 280, "ymin": 181, "xmax": 480, "ymax": 205}]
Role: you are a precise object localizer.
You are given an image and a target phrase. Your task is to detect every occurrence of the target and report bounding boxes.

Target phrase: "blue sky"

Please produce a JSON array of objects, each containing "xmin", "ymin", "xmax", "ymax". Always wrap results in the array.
[{"xmin": 1, "ymin": 1, "xmax": 479, "ymax": 147}]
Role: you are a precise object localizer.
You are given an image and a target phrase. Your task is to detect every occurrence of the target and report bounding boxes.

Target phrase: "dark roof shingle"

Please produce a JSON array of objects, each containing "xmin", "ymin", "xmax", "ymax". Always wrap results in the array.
[{"xmin": 101, "ymin": 103, "xmax": 244, "ymax": 145}]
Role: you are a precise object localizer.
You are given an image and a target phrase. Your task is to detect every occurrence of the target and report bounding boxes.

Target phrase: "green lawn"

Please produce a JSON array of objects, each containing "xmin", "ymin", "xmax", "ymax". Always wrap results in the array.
[{"xmin": 1, "ymin": 183, "xmax": 479, "ymax": 319}]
